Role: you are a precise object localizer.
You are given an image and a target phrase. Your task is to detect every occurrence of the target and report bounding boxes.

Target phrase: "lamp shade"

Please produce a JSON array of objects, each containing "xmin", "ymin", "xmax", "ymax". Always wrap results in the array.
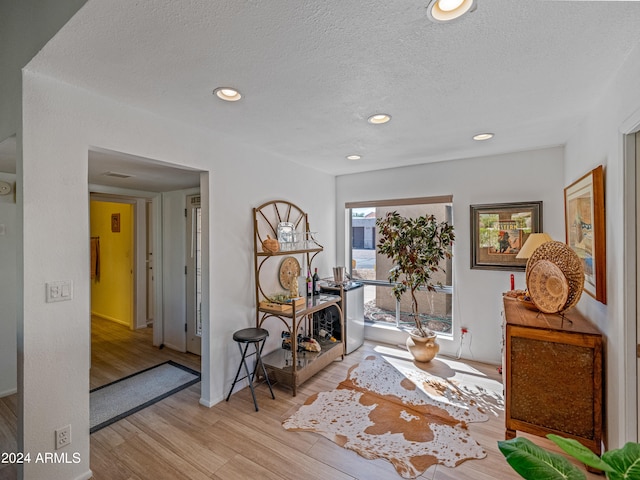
[{"xmin": 516, "ymin": 233, "xmax": 553, "ymax": 259}]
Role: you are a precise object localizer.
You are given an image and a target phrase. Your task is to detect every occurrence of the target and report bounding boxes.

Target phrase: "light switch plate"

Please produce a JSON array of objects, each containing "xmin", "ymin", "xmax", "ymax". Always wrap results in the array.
[{"xmin": 46, "ymin": 281, "xmax": 73, "ymax": 303}]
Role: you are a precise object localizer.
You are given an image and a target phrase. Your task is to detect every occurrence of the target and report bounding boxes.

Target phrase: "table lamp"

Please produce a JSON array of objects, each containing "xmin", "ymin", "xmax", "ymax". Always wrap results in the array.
[{"xmin": 516, "ymin": 233, "xmax": 553, "ymax": 259}]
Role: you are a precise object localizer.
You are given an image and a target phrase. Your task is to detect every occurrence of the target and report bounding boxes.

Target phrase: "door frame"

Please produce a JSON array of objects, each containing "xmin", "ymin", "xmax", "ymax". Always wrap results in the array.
[
  {"xmin": 622, "ymin": 112, "xmax": 640, "ymax": 443},
  {"xmin": 185, "ymin": 194, "xmax": 202, "ymax": 355}
]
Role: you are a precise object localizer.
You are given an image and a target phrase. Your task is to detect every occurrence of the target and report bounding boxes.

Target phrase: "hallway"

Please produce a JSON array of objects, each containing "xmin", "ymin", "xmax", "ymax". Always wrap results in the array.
[{"xmin": 90, "ymin": 316, "xmax": 200, "ymax": 389}]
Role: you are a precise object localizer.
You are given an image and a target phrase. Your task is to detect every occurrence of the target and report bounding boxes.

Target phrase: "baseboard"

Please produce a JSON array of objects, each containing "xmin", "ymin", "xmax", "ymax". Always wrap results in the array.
[
  {"xmin": 364, "ymin": 322, "xmax": 408, "ymax": 346},
  {"xmin": 199, "ymin": 392, "xmax": 224, "ymax": 408},
  {"xmin": 74, "ymin": 469, "xmax": 93, "ymax": 480},
  {"xmin": 199, "ymin": 397, "xmax": 216, "ymax": 408},
  {"xmin": 91, "ymin": 312, "xmax": 129, "ymax": 327},
  {"xmin": 162, "ymin": 342, "xmax": 185, "ymax": 353},
  {"xmin": 0, "ymin": 387, "xmax": 17, "ymax": 398}
]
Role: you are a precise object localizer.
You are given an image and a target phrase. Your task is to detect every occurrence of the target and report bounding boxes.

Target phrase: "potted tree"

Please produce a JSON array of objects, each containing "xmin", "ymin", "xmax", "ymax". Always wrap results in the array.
[{"xmin": 376, "ymin": 211, "xmax": 454, "ymax": 362}]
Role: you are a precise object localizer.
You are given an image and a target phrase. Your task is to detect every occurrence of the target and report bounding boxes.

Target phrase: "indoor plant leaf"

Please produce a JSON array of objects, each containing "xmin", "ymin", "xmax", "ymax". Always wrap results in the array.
[
  {"xmin": 601, "ymin": 442, "xmax": 640, "ymax": 480},
  {"xmin": 498, "ymin": 437, "xmax": 586, "ymax": 480},
  {"xmin": 547, "ymin": 434, "xmax": 614, "ymax": 473}
]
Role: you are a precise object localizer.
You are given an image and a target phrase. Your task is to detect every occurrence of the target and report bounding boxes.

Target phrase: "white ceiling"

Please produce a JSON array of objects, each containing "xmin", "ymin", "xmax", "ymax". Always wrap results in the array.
[{"xmin": 18, "ymin": 0, "xmax": 640, "ymax": 180}]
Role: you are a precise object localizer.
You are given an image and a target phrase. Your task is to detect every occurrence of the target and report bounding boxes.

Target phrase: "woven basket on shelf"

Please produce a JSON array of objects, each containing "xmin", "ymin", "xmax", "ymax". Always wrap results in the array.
[{"xmin": 526, "ymin": 241, "xmax": 584, "ymax": 313}]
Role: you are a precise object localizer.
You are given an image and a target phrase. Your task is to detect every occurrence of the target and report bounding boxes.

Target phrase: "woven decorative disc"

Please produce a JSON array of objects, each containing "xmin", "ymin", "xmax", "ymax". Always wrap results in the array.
[
  {"xmin": 526, "ymin": 241, "xmax": 584, "ymax": 312},
  {"xmin": 527, "ymin": 260, "xmax": 569, "ymax": 313}
]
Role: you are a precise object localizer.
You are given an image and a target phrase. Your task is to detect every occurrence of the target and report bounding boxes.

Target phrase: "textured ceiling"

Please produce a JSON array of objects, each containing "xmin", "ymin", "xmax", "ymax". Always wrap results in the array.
[{"xmin": 22, "ymin": 0, "xmax": 640, "ymax": 179}]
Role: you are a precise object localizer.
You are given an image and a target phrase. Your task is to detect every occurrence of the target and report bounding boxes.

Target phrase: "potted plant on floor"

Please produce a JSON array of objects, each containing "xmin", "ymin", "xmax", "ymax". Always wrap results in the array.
[{"xmin": 376, "ymin": 211, "xmax": 454, "ymax": 362}]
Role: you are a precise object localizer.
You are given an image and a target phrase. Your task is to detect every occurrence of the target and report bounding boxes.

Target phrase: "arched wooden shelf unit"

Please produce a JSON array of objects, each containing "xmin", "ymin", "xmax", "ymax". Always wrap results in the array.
[{"xmin": 253, "ymin": 200, "xmax": 344, "ymax": 396}]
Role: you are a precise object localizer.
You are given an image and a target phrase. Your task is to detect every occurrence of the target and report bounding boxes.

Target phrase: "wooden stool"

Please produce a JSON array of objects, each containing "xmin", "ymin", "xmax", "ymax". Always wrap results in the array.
[{"xmin": 225, "ymin": 327, "xmax": 275, "ymax": 411}]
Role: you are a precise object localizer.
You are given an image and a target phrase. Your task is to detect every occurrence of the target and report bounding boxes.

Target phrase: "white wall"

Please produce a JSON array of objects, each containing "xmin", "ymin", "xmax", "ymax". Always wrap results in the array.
[
  {"xmin": 20, "ymin": 71, "xmax": 335, "ymax": 479},
  {"xmin": 0, "ymin": 173, "xmax": 17, "ymax": 397},
  {"xmin": 563, "ymin": 40, "xmax": 640, "ymax": 449},
  {"xmin": 336, "ymin": 147, "xmax": 565, "ymax": 364}
]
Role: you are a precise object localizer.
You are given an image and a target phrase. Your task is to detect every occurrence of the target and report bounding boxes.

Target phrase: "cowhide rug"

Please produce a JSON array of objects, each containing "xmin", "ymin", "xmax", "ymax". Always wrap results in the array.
[{"xmin": 283, "ymin": 354, "xmax": 490, "ymax": 478}]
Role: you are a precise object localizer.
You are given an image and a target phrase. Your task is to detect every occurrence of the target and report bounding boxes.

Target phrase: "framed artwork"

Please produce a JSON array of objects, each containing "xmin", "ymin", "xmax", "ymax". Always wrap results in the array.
[
  {"xmin": 111, "ymin": 213, "xmax": 121, "ymax": 233},
  {"xmin": 470, "ymin": 201, "xmax": 543, "ymax": 271},
  {"xmin": 564, "ymin": 165, "xmax": 606, "ymax": 304}
]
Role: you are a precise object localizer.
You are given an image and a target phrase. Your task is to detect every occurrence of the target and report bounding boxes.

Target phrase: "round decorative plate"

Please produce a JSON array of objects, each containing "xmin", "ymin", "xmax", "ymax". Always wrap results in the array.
[
  {"xmin": 279, "ymin": 257, "xmax": 301, "ymax": 289},
  {"xmin": 527, "ymin": 259, "xmax": 569, "ymax": 313}
]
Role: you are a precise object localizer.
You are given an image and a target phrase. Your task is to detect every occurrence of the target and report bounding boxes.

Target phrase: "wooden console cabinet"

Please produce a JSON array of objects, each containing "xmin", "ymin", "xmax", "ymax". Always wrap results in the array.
[{"xmin": 503, "ymin": 297, "xmax": 603, "ymax": 455}]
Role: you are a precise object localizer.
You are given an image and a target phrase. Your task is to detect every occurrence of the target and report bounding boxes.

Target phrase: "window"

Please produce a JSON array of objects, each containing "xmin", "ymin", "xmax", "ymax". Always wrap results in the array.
[{"xmin": 346, "ymin": 196, "xmax": 454, "ymax": 335}]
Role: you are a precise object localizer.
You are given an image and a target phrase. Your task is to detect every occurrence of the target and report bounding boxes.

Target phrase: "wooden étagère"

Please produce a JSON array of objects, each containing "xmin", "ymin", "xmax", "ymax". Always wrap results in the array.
[
  {"xmin": 502, "ymin": 297, "xmax": 603, "ymax": 457},
  {"xmin": 253, "ymin": 200, "xmax": 345, "ymax": 396}
]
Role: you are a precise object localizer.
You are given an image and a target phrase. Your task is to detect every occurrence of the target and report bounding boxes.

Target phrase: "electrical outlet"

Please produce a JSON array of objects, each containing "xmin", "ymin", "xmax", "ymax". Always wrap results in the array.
[{"xmin": 55, "ymin": 425, "xmax": 71, "ymax": 449}]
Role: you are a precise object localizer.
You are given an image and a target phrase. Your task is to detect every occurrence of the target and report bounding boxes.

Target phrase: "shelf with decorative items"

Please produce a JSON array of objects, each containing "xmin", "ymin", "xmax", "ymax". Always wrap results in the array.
[{"xmin": 253, "ymin": 200, "xmax": 344, "ymax": 396}]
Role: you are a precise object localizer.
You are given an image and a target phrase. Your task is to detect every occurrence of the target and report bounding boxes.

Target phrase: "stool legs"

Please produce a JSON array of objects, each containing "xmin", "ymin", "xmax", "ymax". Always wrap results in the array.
[
  {"xmin": 226, "ymin": 342, "xmax": 251, "ymax": 403},
  {"xmin": 256, "ymin": 337, "xmax": 275, "ymax": 402},
  {"xmin": 226, "ymin": 338, "xmax": 275, "ymax": 412},
  {"xmin": 240, "ymin": 341, "xmax": 259, "ymax": 411}
]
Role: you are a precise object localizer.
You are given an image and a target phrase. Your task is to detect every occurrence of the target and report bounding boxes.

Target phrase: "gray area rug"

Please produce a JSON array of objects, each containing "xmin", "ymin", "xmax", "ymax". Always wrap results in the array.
[{"xmin": 90, "ymin": 361, "xmax": 200, "ymax": 433}]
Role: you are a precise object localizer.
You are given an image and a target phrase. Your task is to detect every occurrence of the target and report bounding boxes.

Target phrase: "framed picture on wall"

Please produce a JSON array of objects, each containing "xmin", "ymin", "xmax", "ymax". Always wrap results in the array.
[
  {"xmin": 470, "ymin": 201, "xmax": 543, "ymax": 271},
  {"xmin": 564, "ymin": 165, "xmax": 606, "ymax": 304},
  {"xmin": 111, "ymin": 213, "xmax": 121, "ymax": 233}
]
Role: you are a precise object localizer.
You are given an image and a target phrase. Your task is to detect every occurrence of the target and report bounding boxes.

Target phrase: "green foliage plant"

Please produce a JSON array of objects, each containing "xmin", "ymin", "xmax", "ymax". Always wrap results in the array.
[
  {"xmin": 498, "ymin": 435, "xmax": 640, "ymax": 480},
  {"xmin": 376, "ymin": 211, "xmax": 454, "ymax": 337}
]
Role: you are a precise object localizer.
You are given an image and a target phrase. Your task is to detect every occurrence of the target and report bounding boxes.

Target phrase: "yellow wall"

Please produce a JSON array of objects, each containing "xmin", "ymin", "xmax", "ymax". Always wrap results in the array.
[{"xmin": 90, "ymin": 201, "xmax": 133, "ymax": 326}]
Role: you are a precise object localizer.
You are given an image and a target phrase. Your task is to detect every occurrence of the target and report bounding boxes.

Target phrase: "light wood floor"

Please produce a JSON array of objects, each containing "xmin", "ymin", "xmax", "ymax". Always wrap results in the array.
[
  {"xmin": 90, "ymin": 315, "xmax": 201, "ymax": 389},
  {"xmin": 0, "ymin": 393, "xmax": 17, "ymax": 480},
  {"xmin": 89, "ymin": 318, "xmax": 601, "ymax": 480},
  {"xmin": 1, "ymin": 317, "xmax": 601, "ymax": 480}
]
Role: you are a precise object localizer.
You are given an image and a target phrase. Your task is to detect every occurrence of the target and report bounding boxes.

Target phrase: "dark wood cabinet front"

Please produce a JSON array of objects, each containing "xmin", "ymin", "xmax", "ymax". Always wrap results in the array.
[{"xmin": 503, "ymin": 297, "xmax": 603, "ymax": 455}]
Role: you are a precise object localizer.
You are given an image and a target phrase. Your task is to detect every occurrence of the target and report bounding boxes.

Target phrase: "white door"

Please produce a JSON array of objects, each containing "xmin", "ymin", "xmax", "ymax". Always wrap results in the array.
[{"xmin": 186, "ymin": 195, "xmax": 202, "ymax": 355}]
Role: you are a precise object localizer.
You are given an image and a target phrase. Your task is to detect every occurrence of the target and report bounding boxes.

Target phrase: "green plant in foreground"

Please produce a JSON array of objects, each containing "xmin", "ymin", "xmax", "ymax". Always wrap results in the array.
[{"xmin": 498, "ymin": 435, "xmax": 640, "ymax": 480}]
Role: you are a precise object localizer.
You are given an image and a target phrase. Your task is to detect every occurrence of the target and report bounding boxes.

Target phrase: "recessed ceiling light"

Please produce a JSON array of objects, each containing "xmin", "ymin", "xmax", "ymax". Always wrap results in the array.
[
  {"xmin": 367, "ymin": 113, "xmax": 391, "ymax": 125},
  {"xmin": 213, "ymin": 87, "xmax": 242, "ymax": 102},
  {"xmin": 346, "ymin": 155, "xmax": 362, "ymax": 161},
  {"xmin": 473, "ymin": 133, "xmax": 494, "ymax": 141},
  {"xmin": 427, "ymin": 0, "xmax": 476, "ymax": 23}
]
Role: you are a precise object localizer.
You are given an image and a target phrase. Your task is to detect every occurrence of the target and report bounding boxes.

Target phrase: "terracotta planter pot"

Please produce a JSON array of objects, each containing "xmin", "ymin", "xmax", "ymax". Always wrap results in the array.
[{"xmin": 406, "ymin": 331, "xmax": 439, "ymax": 362}]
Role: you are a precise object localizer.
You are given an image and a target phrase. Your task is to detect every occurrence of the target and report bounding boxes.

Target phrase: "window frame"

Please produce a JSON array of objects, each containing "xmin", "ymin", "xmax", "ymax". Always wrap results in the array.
[{"xmin": 345, "ymin": 195, "xmax": 454, "ymax": 334}]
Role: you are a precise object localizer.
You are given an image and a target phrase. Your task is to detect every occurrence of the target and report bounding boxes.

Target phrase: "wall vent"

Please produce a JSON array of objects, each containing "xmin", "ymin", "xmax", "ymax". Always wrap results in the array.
[{"xmin": 103, "ymin": 171, "xmax": 133, "ymax": 179}]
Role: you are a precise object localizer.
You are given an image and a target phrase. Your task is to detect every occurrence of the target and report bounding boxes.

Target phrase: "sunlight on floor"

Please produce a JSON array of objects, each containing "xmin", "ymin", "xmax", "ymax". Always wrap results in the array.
[
  {"xmin": 372, "ymin": 342, "xmax": 505, "ymax": 421},
  {"xmin": 373, "ymin": 343, "xmax": 414, "ymax": 360},
  {"xmin": 436, "ymin": 356, "xmax": 487, "ymax": 377}
]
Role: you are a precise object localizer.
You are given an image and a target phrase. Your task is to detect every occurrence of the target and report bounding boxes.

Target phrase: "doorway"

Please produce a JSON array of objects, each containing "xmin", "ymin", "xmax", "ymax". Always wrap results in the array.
[
  {"xmin": 90, "ymin": 199, "xmax": 135, "ymax": 327},
  {"xmin": 87, "ymin": 147, "xmax": 208, "ymax": 403}
]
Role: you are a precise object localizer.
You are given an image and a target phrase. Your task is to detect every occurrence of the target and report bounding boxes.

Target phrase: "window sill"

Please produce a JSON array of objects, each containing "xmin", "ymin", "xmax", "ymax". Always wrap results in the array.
[{"xmin": 364, "ymin": 322, "xmax": 453, "ymax": 345}]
